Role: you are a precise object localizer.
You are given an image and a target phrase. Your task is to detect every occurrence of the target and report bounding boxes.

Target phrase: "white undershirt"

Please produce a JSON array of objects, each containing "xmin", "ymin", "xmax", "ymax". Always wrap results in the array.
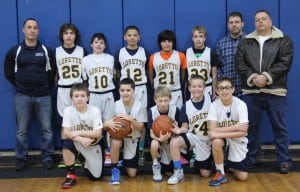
[{"xmin": 258, "ymin": 35, "xmax": 271, "ymax": 72}]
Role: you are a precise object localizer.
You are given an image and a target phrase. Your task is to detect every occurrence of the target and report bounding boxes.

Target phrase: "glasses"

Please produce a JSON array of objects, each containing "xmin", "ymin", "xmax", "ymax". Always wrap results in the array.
[{"xmin": 217, "ymin": 86, "xmax": 232, "ymax": 91}]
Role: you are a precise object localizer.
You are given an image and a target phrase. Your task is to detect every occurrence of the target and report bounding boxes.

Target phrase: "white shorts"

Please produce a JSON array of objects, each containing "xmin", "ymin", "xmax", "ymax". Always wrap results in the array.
[
  {"xmin": 170, "ymin": 89, "xmax": 183, "ymax": 109},
  {"xmin": 227, "ymin": 137, "xmax": 248, "ymax": 162},
  {"xmin": 160, "ymin": 142, "xmax": 172, "ymax": 165},
  {"xmin": 74, "ymin": 142, "xmax": 103, "ymax": 178},
  {"xmin": 123, "ymin": 138, "xmax": 139, "ymax": 160},
  {"xmin": 205, "ymin": 85, "xmax": 212, "ymax": 97},
  {"xmin": 135, "ymin": 85, "xmax": 147, "ymax": 110},
  {"xmin": 89, "ymin": 92, "xmax": 115, "ymax": 121},
  {"xmin": 57, "ymin": 87, "xmax": 72, "ymax": 117},
  {"xmin": 184, "ymin": 132, "xmax": 211, "ymax": 161}
]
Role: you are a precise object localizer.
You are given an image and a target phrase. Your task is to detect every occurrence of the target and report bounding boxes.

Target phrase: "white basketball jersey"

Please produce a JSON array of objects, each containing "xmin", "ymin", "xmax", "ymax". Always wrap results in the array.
[
  {"xmin": 62, "ymin": 105, "xmax": 103, "ymax": 132},
  {"xmin": 56, "ymin": 46, "xmax": 84, "ymax": 85},
  {"xmin": 82, "ymin": 53, "xmax": 115, "ymax": 92},
  {"xmin": 186, "ymin": 47, "xmax": 212, "ymax": 85},
  {"xmin": 150, "ymin": 105, "xmax": 177, "ymax": 121},
  {"xmin": 185, "ymin": 95, "xmax": 211, "ymax": 140},
  {"xmin": 118, "ymin": 47, "xmax": 147, "ymax": 85},
  {"xmin": 114, "ymin": 99, "xmax": 147, "ymax": 139},
  {"xmin": 153, "ymin": 51, "xmax": 181, "ymax": 90}
]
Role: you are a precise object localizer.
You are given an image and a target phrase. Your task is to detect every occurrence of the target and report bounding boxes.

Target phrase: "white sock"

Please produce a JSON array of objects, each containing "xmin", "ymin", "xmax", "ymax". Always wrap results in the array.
[
  {"xmin": 153, "ymin": 159, "xmax": 159, "ymax": 165},
  {"xmin": 215, "ymin": 163, "xmax": 225, "ymax": 174}
]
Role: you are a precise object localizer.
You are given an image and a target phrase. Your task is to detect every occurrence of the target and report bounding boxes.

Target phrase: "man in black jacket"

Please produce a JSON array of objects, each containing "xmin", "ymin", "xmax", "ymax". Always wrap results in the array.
[
  {"xmin": 4, "ymin": 18, "xmax": 56, "ymax": 171},
  {"xmin": 235, "ymin": 10, "xmax": 293, "ymax": 174}
]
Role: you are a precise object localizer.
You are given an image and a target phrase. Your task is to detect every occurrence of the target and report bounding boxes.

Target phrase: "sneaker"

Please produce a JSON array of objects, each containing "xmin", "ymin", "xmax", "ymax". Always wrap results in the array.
[
  {"xmin": 43, "ymin": 159, "xmax": 54, "ymax": 170},
  {"xmin": 279, "ymin": 162, "xmax": 291, "ymax": 174},
  {"xmin": 16, "ymin": 159, "xmax": 27, "ymax": 172},
  {"xmin": 61, "ymin": 172, "xmax": 77, "ymax": 189},
  {"xmin": 58, "ymin": 159, "xmax": 66, "ymax": 168},
  {"xmin": 152, "ymin": 164, "xmax": 162, "ymax": 182},
  {"xmin": 104, "ymin": 152, "xmax": 111, "ymax": 167},
  {"xmin": 209, "ymin": 170, "xmax": 227, "ymax": 187},
  {"xmin": 167, "ymin": 169, "xmax": 184, "ymax": 184},
  {"xmin": 110, "ymin": 168, "xmax": 120, "ymax": 185},
  {"xmin": 180, "ymin": 156, "xmax": 189, "ymax": 165},
  {"xmin": 138, "ymin": 150, "xmax": 145, "ymax": 166}
]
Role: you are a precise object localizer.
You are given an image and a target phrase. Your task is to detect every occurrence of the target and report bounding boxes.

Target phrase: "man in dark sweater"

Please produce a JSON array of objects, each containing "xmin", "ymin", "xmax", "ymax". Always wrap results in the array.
[{"xmin": 4, "ymin": 18, "xmax": 56, "ymax": 171}]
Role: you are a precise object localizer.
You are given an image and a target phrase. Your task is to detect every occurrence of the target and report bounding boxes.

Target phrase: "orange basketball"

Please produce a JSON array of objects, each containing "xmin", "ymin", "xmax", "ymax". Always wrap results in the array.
[
  {"xmin": 108, "ymin": 117, "xmax": 132, "ymax": 140},
  {"xmin": 152, "ymin": 115, "xmax": 174, "ymax": 137}
]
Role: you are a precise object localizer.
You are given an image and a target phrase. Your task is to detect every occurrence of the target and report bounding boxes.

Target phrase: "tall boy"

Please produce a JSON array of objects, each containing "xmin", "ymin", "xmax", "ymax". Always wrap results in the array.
[
  {"xmin": 207, "ymin": 77, "xmax": 248, "ymax": 187},
  {"xmin": 61, "ymin": 83, "xmax": 104, "ymax": 189},
  {"xmin": 168, "ymin": 75, "xmax": 212, "ymax": 185},
  {"xmin": 108, "ymin": 78, "xmax": 147, "ymax": 185},
  {"xmin": 149, "ymin": 86, "xmax": 180, "ymax": 182}
]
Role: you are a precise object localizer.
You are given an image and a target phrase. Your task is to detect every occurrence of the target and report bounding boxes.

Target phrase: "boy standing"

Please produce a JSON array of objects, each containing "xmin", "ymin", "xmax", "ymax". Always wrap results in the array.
[
  {"xmin": 108, "ymin": 78, "xmax": 147, "ymax": 185},
  {"xmin": 168, "ymin": 75, "xmax": 212, "ymax": 185},
  {"xmin": 149, "ymin": 86, "xmax": 180, "ymax": 182},
  {"xmin": 148, "ymin": 30, "xmax": 187, "ymax": 109},
  {"xmin": 207, "ymin": 77, "xmax": 248, "ymax": 187},
  {"xmin": 61, "ymin": 83, "xmax": 104, "ymax": 189}
]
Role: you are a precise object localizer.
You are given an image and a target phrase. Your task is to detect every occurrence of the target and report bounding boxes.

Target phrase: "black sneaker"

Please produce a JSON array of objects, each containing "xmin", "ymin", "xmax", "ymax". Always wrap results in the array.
[
  {"xmin": 16, "ymin": 158, "xmax": 26, "ymax": 172},
  {"xmin": 43, "ymin": 159, "xmax": 54, "ymax": 170},
  {"xmin": 61, "ymin": 172, "xmax": 77, "ymax": 189},
  {"xmin": 279, "ymin": 162, "xmax": 291, "ymax": 174}
]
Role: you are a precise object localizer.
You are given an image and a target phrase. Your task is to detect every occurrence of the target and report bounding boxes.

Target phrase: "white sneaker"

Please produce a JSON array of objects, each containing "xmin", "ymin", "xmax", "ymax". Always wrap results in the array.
[
  {"xmin": 152, "ymin": 164, "xmax": 163, "ymax": 182},
  {"xmin": 167, "ymin": 169, "xmax": 184, "ymax": 184}
]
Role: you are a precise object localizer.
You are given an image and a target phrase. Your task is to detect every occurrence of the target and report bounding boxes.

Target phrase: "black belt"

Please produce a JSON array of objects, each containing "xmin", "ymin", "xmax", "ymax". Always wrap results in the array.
[
  {"xmin": 136, "ymin": 83, "xmax": 147, "ymax": 87},
  {"xmin": 171, "ymin": 88, "xmax": 181, "ymax": 92},
  {"xmin": 57, "ymin": 84, "xmax": 73, "ymax": 88},
  {"xmin": 90, "ymin": 89, "xmax": 114, "ymax": 94},
  {"xmin": 206, "ymin": 82, "xmax": 212, "ymax": 86}
]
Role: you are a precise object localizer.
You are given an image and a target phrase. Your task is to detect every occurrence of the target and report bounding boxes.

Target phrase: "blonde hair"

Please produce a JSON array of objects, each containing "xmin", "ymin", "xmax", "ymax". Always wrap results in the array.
[
  {"xmin": 192, "ymin": 25, "xmax": 207, "ymax": 37},
  {"xmin": 154, "ymin": 86, "xmax": 171, "ymax": 99}
]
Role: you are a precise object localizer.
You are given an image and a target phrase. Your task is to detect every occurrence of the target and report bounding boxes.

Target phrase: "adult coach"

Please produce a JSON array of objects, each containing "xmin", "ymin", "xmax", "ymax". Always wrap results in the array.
[
  {"xmin": 4, "ymin": 18, "xmax": 56, "ymax": 171},
  {"xmin": 215, "ymin": 11, "xmax": 245, "ymax": 98},
  {"xmin": 235, "ymin": 10, "xmax": 294, "ymax": 173}
]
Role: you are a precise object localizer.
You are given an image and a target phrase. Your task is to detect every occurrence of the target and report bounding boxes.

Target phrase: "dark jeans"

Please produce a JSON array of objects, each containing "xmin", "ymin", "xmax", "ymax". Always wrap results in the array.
[
  {"xmin": 15, "ymin": 93, "xmax": 54, "ymax": 162},
  {"xmin": 243, "ymin": 93, "xmax": 292, "ymax": 166}
]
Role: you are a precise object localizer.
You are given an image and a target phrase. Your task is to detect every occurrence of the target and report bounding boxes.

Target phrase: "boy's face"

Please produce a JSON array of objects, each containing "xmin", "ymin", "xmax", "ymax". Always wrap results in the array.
[
  {"xmin": 63, "ymin": 29, "xmax": 76, "ymax": 47},
  {"xmin": 216, "ymin": 80, "xmax": 235, "ymax": 102},
  {"xmin": 124, "ymin": 29, "xmax": 140, "ymax": 47},
  {"xmin": 119, "ymin": 84, "xmax": 135, "ymax": 102},
  {"xmin": 192, "ymin": 31, "xmax": 206, "ymax": 49},
  {"xmin": 91, "ymin": 37, "xmax": 106, "ymax": 54},
  {"xmin": 160, "ymin": 40, "xmax": 173, "ymax": 52},
  {"xmin": 71, "ymin": 90, "xmax": 89, "ymax": 109},
  {"xmin": 188, "ymin": 79, "xmax": 205, "ymax": 99},
  {"xmin": 155, "ymin": 96, "xmax": 170, "ymax": 113}
]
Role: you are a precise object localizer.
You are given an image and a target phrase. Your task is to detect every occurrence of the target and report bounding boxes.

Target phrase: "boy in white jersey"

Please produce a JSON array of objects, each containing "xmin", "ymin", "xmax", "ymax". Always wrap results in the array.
[
  {"xmin": 149, "ymin": 86, "xmax": 180, "ymax": 182},
  {"xmin": 61, "ymin": 83, "xmax": 104, "ymax": 189},
  {"xmin": 107, "ymin": 78, "xmax": 147, "ymax": 185},
  {"xmin": 168, "ymin": 75, "xmax": 212, "ymax": 185},
  {"xmin": 82, "ymin": 33, "xmax": 116, "ymax": 166},
  {"xmin": 55, "ymin": 23, "xmax": 85, "ymax": 168},
  {"xmin": 115, "ymin": 26, "xmax": 149, "ymax": 165},
  {"xmin": 207, "ymin": 77, "xmax": 248, "ymax": 187},
  {"xmin": 148, "ymin": 30, "xmax": 187, "ymax": 109},
  {"xmin": 186, "ymin": 25, "xmax": 217, "ymax": 99}
]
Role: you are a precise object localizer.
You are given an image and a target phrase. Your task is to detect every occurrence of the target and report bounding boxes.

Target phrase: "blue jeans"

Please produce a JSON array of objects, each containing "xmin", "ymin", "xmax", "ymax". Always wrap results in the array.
[
  {"xmin": 15, "ymin": 93, "xmax": 54, "ymax": 162},
  {"xmin": 243, "ymin": 93, "xmax": 292, "ymax": 166}
]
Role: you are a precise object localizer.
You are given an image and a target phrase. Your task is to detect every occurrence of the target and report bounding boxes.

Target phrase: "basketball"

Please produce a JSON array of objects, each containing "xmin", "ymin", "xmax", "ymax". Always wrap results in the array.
[
  {"xmin": 152, "ymin": 115, "xmax": 174, "ymax": 137},
  {"xmin": 108, "ymin": 117, "xmax": 132, "ymax": 140}
]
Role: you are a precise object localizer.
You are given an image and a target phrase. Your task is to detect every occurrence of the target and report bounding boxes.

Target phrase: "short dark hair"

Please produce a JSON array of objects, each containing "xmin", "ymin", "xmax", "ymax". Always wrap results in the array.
[
  {"xmin": 217, "ymin": 77, "xmax": 235, "ymax": 88},
  {"xmin": 70, "ymin": 83, "xmax": 89, "ymax": 97},
  {"xmin": 157, "ymin": 30, "xmax": 176, "ymax": 49},
  {"xmin": 23, "ymin": 18, "xmax": 39, "ymax": 27},
  {"xmin": 119, "ymin": 78, "xmax": 135, "ymax": 90},
  {"xmin": 227, "ymin": 11, "xmax": 244, "ymax": 22},
  {"xmin": 255, "ymin": 9, "xmax": 271, "ymax": 19},
  {"xmin": 124, "ymin": 25, "xmax": 140, "ymax": 35},
  {"xmin": 59, "ymin": 23, "xmax": 80, "ymax": 44},
  {"xmin": 90, "ymin": 32, "xmax": 107, "ymax": 46},
  {"xmin": 188, "ymin": 75, "xmax": 206, "ymax": 87}
]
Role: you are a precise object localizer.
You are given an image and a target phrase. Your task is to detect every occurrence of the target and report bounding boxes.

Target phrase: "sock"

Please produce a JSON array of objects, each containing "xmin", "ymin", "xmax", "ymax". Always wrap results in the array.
[
  {"xmin": 66, "ymin": 164, "xmax": 75, "ymax": 174},
  {"xmin": 153, "ymin": 159, "xmax": 159, "ymax": 165},
  {"xmin": 173, "ymin": 160, "xmax": 182, "ymax": 170},
  {"xmin": 111, "ymin": 163, "xmax": 118, "ymax": 169},
  {"xmin": 215, "ymin": 163, "xmax": 225, "ymax": 174},
  {"xmin": 106, "ymin": 147, "xmax": 110, "ymax": 153}
]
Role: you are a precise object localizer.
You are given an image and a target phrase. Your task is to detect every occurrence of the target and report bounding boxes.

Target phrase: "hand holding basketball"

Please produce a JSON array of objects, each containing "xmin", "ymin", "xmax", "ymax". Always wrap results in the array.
[
  {"xmin": 108, "ymin": 117, "xmax": 132, "ymax": 140},
  {"xmin": 152, "ymin": 115, "xmax": 174, "ymax": 138}
]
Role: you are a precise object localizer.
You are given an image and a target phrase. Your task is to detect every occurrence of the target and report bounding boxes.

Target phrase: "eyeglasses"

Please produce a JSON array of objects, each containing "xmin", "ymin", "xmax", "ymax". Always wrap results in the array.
[{"xmin": 217, "ymin": 86, "xmax": 233, "ymax": 91}]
